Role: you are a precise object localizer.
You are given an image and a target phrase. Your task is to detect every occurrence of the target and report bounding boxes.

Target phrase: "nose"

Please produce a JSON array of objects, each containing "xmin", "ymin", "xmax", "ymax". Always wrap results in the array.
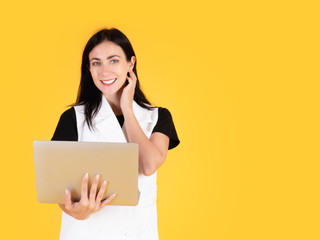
[{"xmin": 100, "ymin": 63, "xmax": 111, "ymax": 75}]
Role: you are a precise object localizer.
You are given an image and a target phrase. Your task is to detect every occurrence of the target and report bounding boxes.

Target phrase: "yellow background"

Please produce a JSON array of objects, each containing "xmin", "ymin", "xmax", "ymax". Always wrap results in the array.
[{"xmin": 0, "ymin": 0, "xmax": 319, "ymax": 239}]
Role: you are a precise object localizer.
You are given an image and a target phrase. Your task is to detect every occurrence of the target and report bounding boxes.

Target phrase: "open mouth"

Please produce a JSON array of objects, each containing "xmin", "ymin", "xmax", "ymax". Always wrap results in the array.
[{"xmin": 101, "ymin": 78, "xmax": 117, "ymax": 86}]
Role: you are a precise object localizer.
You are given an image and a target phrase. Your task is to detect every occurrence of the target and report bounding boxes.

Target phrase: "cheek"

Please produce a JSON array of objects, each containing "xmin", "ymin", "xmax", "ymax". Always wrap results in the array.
[
  {"xmin": 121, "ymin": 66, "xmax": 129, "ymax": 78},
  {"xmin": 90, "ymin": 70, "xmax": 98, "ymax": 80}
]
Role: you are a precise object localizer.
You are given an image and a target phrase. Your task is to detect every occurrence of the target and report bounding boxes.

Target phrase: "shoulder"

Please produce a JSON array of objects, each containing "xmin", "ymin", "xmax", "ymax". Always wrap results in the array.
[
  {"xmin": 51, "ymin": 107, "xmax": 78, "ymax": 141},
  {"xmin": 60, "ymin": 107, "xmax": 76, "ymax": 120},
  {"xmin": 157, "ymin": 107, "xmax": 172, "ymax": 118},
  {"xmin": 152, "ymin": 106, "xmax": 180, "ymax": 149},
  {"xmin": 57, "ymin": 107, "xmax": 77, "ymax": 126},
  {"xmin": 154, "ymin": 107, "xmax": 175, "ymax": 128}
]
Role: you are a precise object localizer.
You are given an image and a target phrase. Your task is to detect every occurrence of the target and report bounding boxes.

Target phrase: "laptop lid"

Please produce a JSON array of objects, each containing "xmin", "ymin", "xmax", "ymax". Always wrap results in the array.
[{"xmin": 33, "ymin": 140, "xmax": 139, "ymax": 206}]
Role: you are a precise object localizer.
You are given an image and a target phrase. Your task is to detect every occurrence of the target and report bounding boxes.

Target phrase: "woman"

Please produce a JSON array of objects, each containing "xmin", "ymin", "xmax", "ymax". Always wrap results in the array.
[{"xmin": 52, "ymin": 28, "xmax": 180, "ymax": 240}]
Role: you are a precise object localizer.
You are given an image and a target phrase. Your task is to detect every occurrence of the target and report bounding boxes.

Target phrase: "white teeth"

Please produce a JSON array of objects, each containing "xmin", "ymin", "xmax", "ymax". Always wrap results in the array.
[{"xmin": 102, "ymin": 78, "xmax": 116, "ymax": 84}]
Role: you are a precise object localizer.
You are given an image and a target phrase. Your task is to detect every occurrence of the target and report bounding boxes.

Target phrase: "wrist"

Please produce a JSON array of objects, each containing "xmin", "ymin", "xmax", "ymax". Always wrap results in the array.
[{"xmin": 122, "ymin": 108, "xmax": 134, "ymax": 118}]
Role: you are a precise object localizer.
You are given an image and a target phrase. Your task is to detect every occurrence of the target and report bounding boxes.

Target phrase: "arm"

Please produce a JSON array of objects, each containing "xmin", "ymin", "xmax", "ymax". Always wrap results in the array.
[
  {"xmin": 121, "ymin": 71, "xmax": 170, "ymax": 176},
  {"xmin": 124, "ymin": 110, "xmax": 169, "ymax": 176}
]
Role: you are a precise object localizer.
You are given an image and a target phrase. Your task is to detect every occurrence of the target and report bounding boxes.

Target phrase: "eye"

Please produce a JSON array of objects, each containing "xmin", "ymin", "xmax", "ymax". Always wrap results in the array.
[
  {"xmin": 110, "ymin": 59, "xmax": 119, "ymax": 64},
  {"xmin": 92, "ymin": 62, "xmax": 101, "ymax": 66}
]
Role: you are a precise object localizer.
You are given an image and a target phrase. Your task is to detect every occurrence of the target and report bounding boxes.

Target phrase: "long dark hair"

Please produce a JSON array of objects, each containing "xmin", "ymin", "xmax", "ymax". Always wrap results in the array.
[{"xmin": 75, "ymin": 28, "xmax": 152, "ymax": 129}]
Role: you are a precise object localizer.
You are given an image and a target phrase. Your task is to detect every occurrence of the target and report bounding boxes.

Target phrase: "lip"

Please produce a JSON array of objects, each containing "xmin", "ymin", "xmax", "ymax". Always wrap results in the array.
[{"xmin": 100, "ymin": 78, "xmax": 117, "ymax": 86}]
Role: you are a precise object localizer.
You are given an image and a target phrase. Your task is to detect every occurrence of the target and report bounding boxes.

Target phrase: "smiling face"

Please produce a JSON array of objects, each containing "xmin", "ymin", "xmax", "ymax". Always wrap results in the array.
[{"xmin": 89, "ymin": 41, "xmax": 135, "ymax": 101}]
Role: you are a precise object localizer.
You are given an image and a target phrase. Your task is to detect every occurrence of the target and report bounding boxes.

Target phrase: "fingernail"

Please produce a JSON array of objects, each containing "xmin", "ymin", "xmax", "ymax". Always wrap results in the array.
[
  {"xmin": 96, "ymin": 174, "xmax": 100, "ymax": 179},
  {"xmin": 66, "ymin": 189, "xmax": 69, "ymax": 195},
  {"xmin": 85, "ymin": 173, "xmax": 89, "ymax": 178},
  {"xmin": 112, "ymin": 193, "xmax": 117, "ymax": 198}
]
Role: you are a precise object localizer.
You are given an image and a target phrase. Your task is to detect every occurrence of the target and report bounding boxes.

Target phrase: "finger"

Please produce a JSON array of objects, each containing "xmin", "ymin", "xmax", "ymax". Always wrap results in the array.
[
  {"xmin": 59, "ymin": 203, "xmax": 66, "ymax": 211},
  {"xmin": 59, "ymin": 204, "xmax": 71, "ymax": 215},
  {"xmin": 65, "ymin": 189, "xmax": 72, "ymax": 211},
  {"xmin": 127, "ymin": 73, "xmax": 137, "ymax": 87},
  {"xmin": 126, "ymin": 76, "xmax": 136, "ymax": 89},
  {"xmin": 95, "ymin": 180, "xmax": 107, "ymax": 204},
  {"xmin": 80, "ymin": 173, "xmax": 89, "ymax": 201},
  {"xmin": 100, "ymin": 193, "xmax": 117, "ymax": 208},
  {"xmin": 127, "ymin": 75, "xmax": 136, "ymax": 85},
  {"xmin": 89, "ymin": 174, "xmax": 100, "ymax": 204},
  {"xmin": 130, "ymin": 71, "xmax": 137, "ymax": 81},
  {"xmin": 128, "ymin": 70, "xmax": 136, "ymax": 78},
  {"xmin": 126, "ymin": 75, "xmax": 133, "ymax": 84}
]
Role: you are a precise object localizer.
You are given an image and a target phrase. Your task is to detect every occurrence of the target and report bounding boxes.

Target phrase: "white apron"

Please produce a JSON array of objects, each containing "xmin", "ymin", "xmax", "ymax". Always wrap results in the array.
[{"xmin": 59, "ymin": 96, "xmax": 159, "ymax": 240}]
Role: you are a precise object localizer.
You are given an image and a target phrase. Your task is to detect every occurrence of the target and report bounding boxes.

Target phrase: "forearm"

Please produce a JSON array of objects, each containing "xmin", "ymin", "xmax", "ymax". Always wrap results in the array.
[{"xmin": 123, "ymin": 109, "xmax": 166, "ymax": 176}]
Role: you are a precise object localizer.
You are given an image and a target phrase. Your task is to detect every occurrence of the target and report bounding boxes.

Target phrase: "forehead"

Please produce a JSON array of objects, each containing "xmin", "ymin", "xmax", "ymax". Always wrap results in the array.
[{"xmin": 89, "ymin": 41, "xmax": 126, "ymax": 59}]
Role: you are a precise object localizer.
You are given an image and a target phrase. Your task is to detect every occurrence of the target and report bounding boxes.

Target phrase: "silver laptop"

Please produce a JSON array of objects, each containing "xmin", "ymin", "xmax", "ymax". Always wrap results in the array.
[{"xmin": 33, "ymin": 141, "xmax": 139, "ymax": 206}]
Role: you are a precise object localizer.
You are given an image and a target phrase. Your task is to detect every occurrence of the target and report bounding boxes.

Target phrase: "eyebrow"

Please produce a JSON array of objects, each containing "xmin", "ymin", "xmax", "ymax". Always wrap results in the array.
[{"xmin": 90, "ymin": 55, "xmax": 120, "ymax": 61}]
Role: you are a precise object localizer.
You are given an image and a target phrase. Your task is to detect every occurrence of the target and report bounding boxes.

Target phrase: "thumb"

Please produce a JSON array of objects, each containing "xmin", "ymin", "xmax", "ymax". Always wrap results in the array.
[{"xmin": 64, "ymin": 189, "xmax": 72, "ymax": 211}]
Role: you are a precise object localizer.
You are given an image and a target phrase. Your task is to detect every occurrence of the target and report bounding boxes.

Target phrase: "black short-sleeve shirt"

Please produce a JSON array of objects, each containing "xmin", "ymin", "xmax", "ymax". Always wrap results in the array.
[{"xmin": 51, "ymin": 107, "xmax": 180, "ymax": 150}]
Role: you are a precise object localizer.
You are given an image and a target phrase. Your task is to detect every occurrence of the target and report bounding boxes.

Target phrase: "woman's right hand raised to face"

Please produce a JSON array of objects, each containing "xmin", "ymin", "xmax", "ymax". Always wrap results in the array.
[{"xmin": 59, "ymin": 173, "xmax": 116, "ymax": 220}]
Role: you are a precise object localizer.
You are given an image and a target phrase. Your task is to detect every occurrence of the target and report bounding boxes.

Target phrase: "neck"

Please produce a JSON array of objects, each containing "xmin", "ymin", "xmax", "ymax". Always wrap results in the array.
[{"xmin": 103, "ymin": 92, "xmax": 122, "ymax": 116}]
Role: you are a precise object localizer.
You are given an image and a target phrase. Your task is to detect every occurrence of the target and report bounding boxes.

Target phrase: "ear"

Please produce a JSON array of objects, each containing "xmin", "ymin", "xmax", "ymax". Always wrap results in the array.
[{"xmin": 128, "ymin": 56, "xmax": 136, "ymax": 71}]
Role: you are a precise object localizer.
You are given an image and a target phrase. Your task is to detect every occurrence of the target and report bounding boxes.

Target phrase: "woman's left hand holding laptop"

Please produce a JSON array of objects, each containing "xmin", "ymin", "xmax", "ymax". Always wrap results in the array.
[{"xmin": 59, "ymin": 173, "xmax": 116, "ymax": 220}]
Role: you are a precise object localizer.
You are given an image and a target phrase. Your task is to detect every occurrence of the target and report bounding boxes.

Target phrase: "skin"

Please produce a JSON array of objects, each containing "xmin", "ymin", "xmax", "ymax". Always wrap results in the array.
[
  {"xmin": 59, "ymin": 41, "xmax": 170, "ymax": 220},
  {"xmin": 59, "ymin": 173, "xmax": 116, "ymax": 220}
]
